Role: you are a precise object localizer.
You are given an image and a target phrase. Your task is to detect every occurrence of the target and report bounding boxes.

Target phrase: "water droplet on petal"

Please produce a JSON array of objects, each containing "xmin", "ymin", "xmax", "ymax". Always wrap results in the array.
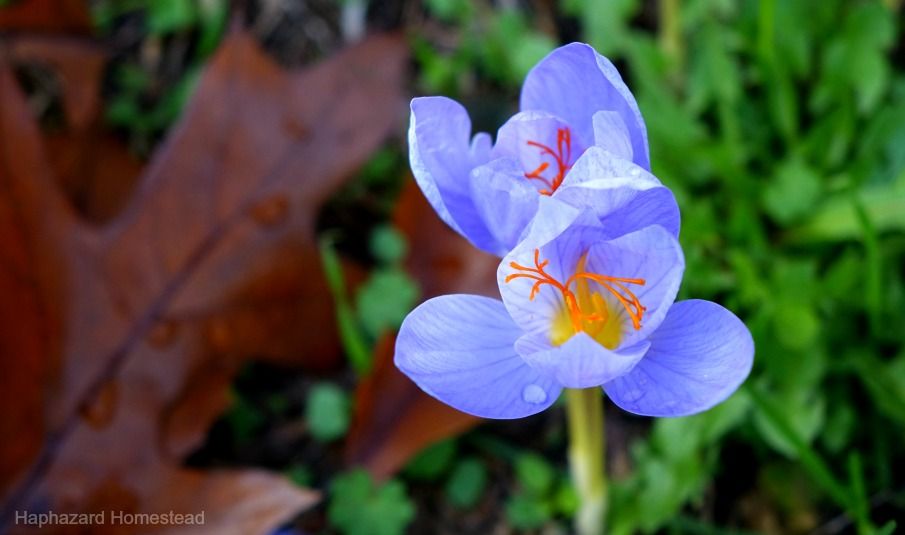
[{"xmin": 522, "ymin": 384, "xmax": 547, "ymax": 404}]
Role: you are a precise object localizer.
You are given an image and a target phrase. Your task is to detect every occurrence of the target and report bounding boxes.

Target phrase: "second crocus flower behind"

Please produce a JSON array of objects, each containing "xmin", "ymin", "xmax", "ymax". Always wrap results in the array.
[{"xmin": 409, "ymin": 42, "xmax": 651, "ymax": 256}]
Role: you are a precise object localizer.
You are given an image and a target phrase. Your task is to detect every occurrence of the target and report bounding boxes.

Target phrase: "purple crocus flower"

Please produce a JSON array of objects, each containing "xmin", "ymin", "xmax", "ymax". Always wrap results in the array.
[
  {"xmin": 394, "ymin": 195, "xmax": 754, "ymax": 419},
  {"xmin": 409, "ymin": 43, "xmax": 651, "ymax": 256}
]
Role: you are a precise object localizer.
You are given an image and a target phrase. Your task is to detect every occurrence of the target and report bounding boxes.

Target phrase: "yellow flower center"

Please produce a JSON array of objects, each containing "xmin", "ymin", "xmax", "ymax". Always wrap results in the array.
[{"xmin": 505, "ymin": 249, "xmax": 647, "ymax": 348}]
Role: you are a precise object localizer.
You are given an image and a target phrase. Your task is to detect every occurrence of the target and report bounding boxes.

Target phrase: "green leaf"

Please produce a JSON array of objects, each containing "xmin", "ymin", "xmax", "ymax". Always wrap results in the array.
[
  {"xmin": 848, "ymin": 351, "xmax": 905, "ymax": 428},
  {"xmin": 146, "ymin": 0, "xmax": 196, "ymax": 34},
  {"xmin": 552, "ymin": 479, "xmax": 579, "ymax": 517},
  {"xmin": 196, "ymin": 0, "xmax": 228, "ymax": 58},
  {"xmin": 753, "ymin": 390, "xmax": 825, "ymax": 458},
  {"xmin": 444, "ymin": 458, "xmax": 487, "ymax": 508},
  {"xmin": 789, "ymin": 185, "xmax": 905, "ymax": 242},
  {"xmin": 305, "ymin": 383, "xmax": 350, "ymax": 442},
  {"xmin": 328, "ymin": 470, "xmax": 415, "ymax": 535},
  {"xmin": 505, "ymin": 493, "xmax": 552, "ymax": 530},
  {"xmin": 608, "ymin": 393, "xmax": 749, "ymax": 535},
  {"xmin": 762, "ymin": 158, "xmax": 822, "ymax": 225},
  {"xmin": 320, "ymin": 235, "xmax": 372, "ymax": 374},
  {"xmin": 425, "ymin": 0, "xmax": 473, "ymax": 23},
  {"xmin": 687, "ymin": 24, "xmax": 741, "ymax": 112},
  {"xmin": 369, "ymin": 225, "xmax": 408, "ymax": 265},
  {"xmin": 813, "ymin": 3, "xmax": 895, "ymax": 115},
  {"xmin": 509, "ymin": 33, "xmax": 556, "ymax": 82},
  {"xmin": 482, "ymin": 9, "xmax": 555, "ymax": 86},
  {"xmin": 771, "ymin": 301, "xmax": 820, "ymax": 351},
  {"xmin": 356, "ymin": 268, "xmax": 419, "ymax": 339},
  {"xmin": 285, "ymin": 464, "xmax": 313, "ymax": 488},
  {"xmin": 225, "ymin": 390, "xmax": 265, "ymax": 444},
  {"xmin": 147, "ymin": 67, "xmax": 201, "ymax": 130},
  {"xmin": 747, "ymin": 385, "xmax": 852, "ymax": 509},
  {"xmin": 404, "ymin": 439, "xmax": 457, "ymax": 481},
  {"xmin": 821, "ymin": 399, "xmax": 855, "ymax": 453},
  {"xmin": 569, "ymin": 0, "xmax": 639, "ymax": 55},
  {"xmin": 514, "ymin": 452, "xmax": 556, "ymax": 497}
]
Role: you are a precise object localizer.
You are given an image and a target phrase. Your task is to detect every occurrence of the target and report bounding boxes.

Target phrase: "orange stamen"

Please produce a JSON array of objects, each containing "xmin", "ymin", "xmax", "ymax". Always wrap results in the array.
[
  {"xmin": 524, "ymin": 128, "xmax": 572, "ymax": 195},
  {"xmin": 504, "ymin": 249, "xmax": 647, "ymax": 333}
]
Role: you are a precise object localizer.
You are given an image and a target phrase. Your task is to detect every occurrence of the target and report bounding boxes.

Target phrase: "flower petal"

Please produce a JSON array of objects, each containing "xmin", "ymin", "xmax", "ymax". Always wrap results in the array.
[
  {"xmin": 555, "ymin": 147, "xmax": 680, "ymax": 239},
  {"xmin": 516, "ymin": 331, "xmax": 650, "ymax": 388},
  {"xmin": 409, "ymin": 97, "xmax": 499, "ymax": 254},
  {"xmin": 591, "ymin": 111, "xmax": 633, "ymax": 162},
  {"xmin": 604, "ymin": 300, "xmax": 754, "ymax": 417},
  {"xmin": 520, "ymin": 43, "xmax": 650, "ymax": 170},
  {"xmin": 498, "ymin": 199, "xmax": 605, "ymax": 334},
  {"xmin": 471, "ymin": 131, "xmax": 493, "ymax": 162},
  {"xmin": 583, "ymin": 225, "xmax": 685, "ymax": 347},
  {"xmin": 395, "ymin": 294, "xmax": 562, "ymax": 419},
  {"xmin": 558, "ymin": 146, "xmax": 661, "ymax": 189},
  {"xmin": 491, "ymin": 110, "xmax": 588, "ymax": 193},
  {"xmin": 469, "ymin": 158, "xmax": 539, "ymax": 252}
]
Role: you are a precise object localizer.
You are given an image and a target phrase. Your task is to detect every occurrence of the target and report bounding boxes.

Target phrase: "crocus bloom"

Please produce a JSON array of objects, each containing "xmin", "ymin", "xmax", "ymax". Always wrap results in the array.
[
  {"xmin": 395, "ymin": 196, "xmax": 754, "ymax": 419},
  {"xmin": 409, "ymin": 43, "xmax": 651, "ymax": 256}
]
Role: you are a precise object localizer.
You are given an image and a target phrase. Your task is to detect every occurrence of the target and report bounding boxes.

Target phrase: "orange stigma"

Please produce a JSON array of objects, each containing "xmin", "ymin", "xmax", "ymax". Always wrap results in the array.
[
  {"xmin": 504, "ymin": 249, "xmax": 647, "ymax": 336},
  {"xmin": 524, "ymin": 128, "xmax": 572, "ymax": 195}
]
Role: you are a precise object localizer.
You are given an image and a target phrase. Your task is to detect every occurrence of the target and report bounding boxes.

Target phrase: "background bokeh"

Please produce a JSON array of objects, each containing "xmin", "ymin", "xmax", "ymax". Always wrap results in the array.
[{"xmin": 1, "ymin": 0, "xmax": 904, "ymax": 534}]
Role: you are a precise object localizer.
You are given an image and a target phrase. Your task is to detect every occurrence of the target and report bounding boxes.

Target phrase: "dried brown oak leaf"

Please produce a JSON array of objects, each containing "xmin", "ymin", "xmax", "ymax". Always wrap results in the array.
[
  {"xmin": 0, "ymin": 29, "xmax": 406, "ymax": 533},
  {"xmin": 0, "ymin": 34, "xmax": 138, "ymax": 222},
  {"xmin": 0, "ymin": 0, "xmax": 92, "ymax": 34},
  {"xmin": 1, "ymin": 0, "xmax": 140, "ymax": 222},
  {"xmin": 344, "ymin": 182, "xmax": 499, "ymax": 478}
]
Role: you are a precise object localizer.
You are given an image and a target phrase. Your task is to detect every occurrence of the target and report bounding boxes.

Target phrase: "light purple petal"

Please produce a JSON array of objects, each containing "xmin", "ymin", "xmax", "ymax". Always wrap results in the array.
[
  {"xmin": 520, "ymin": 43, "xmax": 650, "ymax": 170},
  {"xmin": 498, "ymin": 202, "xmax": 683, "ymax": 348},
  {"xmin": 554, "ymin": 148, "xmax": 680, "ymax": 238},
  {"xmin": 491, "ymin": 110, "xmax": 588, "ymax": 195},
  {"xmin": 516, "ymin": 195, "xmax": 586, "ymax": 250},
  {"xmin": 591, "ymin": 111, "xmax": 633, "ymax": 162},
  {"xmin": 498, "ymin": 199, "xmax": 606, "ymax": 334},
  {"xmin": 469, "ymin": 159, "xmax": 539, "ymax": 252},
  {"xmin": 583, "ymin": 225, "xmax": 685, "ymax": 348},
  {"xmin": 471, "ymin": 131, "xmax": 493, "ymax": 161},
  {"xmin": 557, "ymin": 182, "xmax": 680, "ymax": 240},
  {"xmin": 604, "ymin": 300, "xmax": 754, "ymax": 417},
  {"xmin": 558, "ymin": 146, "xmax": 661, "ymax": 189},
  {"xmin": 516, "ymin": 331, "xmax": 650, "ymax": 388},
  {"xmin": 409, "ymin": 97, "xmax": 500, "ymax": 254},
  {"xmin": 395, "ymin": 294, "xmax": 562, "ymax": 419}
]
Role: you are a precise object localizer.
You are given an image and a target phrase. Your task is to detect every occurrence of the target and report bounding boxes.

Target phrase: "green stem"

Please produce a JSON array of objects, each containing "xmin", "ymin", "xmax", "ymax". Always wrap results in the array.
[
  {"xmin": 566, "ymin": 388, "xmax": 606, "ymax": 535},
  {"xmin": 658, "ymin": 0, "xmax": 684, "ymax": 81}
]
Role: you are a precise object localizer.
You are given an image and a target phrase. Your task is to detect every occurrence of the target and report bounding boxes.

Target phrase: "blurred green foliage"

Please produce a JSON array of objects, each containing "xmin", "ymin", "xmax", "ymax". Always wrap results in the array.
[
  {"xmin": 328, "ymin": 470, "xmax": 415, "ymax": 535},
  {"xmin": 321, "ymin": 222, "xmax": 421, "ymax": 376},
  {"xmin": 504, "ymin": 450, "xmax": 580, "ymax": 530},
  {"xmin": 224, "ymin": 388, "xmax": 266, "ymax": 445},
  {"xmin": 415, "ymin": 1, "xmax": 556, "ymax": 93},
  {"xmin": 414, "ymin": 0, "xmax": 905, "ymax": 532},
  {"xmin": 305, "ymin": 382, "xmax": 351, "ymax": 443},
  {"xmin": 92, "ymin": 0, "xmax": 228, "ymax": 153},
  {"xmin": 404, "ymin": 439, "xmax": 458, "ymax": 480},
  {"xmin": 444, "ymin": 457, "xmax": 488, "ymax": 508},
  {"xmin": 285, "ymin": 464, "xmax": 314, "ymax": 488}
]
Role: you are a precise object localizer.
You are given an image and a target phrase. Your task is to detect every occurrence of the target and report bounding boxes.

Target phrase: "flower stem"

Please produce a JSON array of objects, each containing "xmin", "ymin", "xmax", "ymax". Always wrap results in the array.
[{"xmin": 565, "ymin": 388, "xmax": 606, "ymax": 535}]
